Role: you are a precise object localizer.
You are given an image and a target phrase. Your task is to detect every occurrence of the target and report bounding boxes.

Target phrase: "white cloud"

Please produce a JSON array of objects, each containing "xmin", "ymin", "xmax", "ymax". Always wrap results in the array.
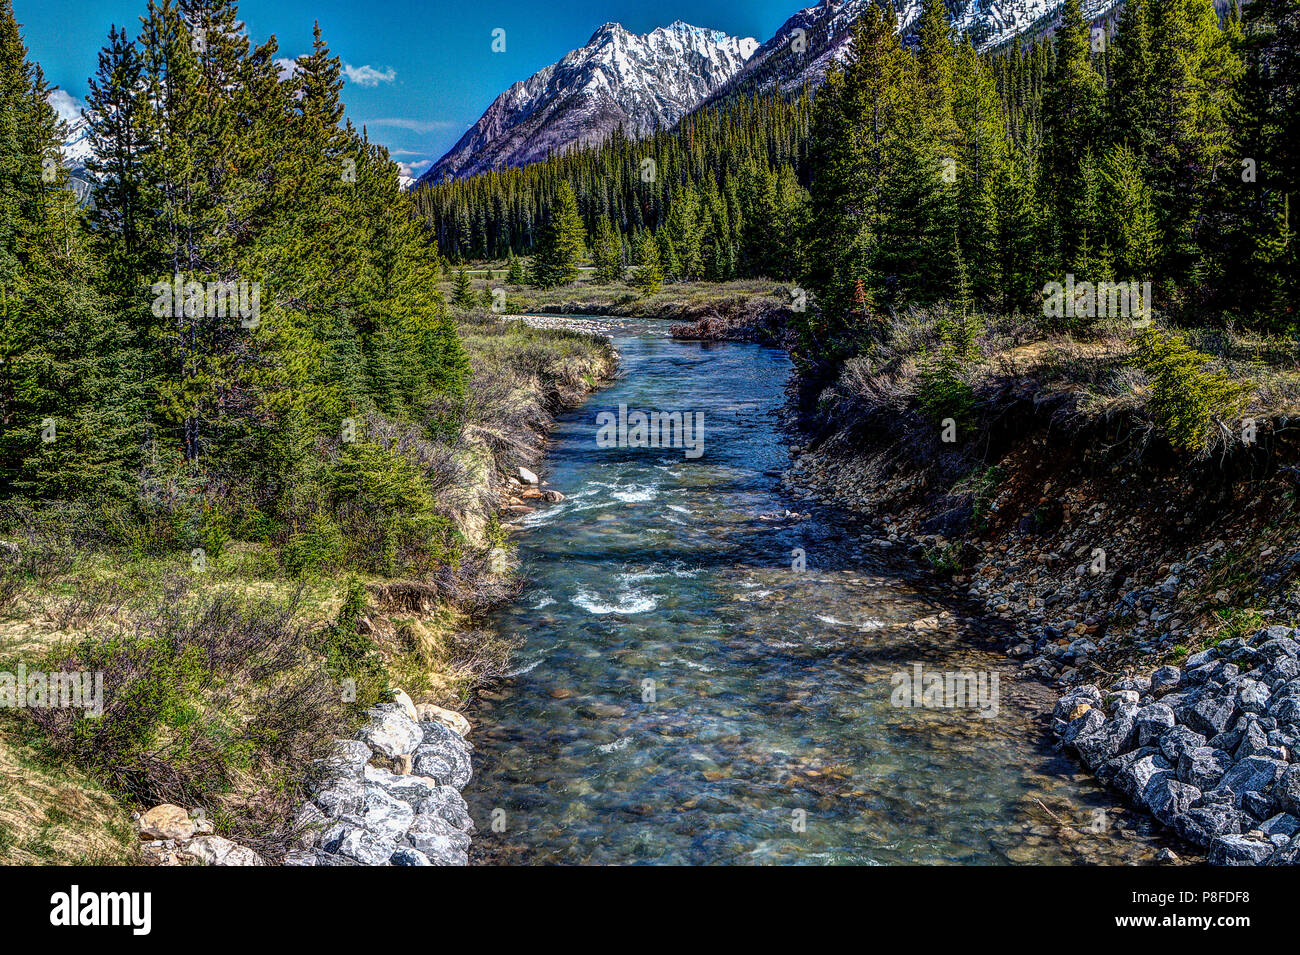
[
  {"xmin": 47, "ymin": 88, "xmax": 85, "ymax": 125},
  {"xmin": 274, "ymin": 57, "xmax": 300, "ymax": 80},
  {"xmin": 396, "ymin": 159, "xmax": 432, "ymax": 178},
  {"xmin": 342, "ymin": 63, "xmax": 396, "ymax": 87},
  {"xmin": 365, "ymin": 117, "xmax": 455, "ymax": 134}
]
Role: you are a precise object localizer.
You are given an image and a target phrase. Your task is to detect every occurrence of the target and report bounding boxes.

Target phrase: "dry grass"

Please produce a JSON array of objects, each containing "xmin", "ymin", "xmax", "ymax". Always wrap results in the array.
[
  {"xmin": 0, "ymin": 729, "xmax": 137, "ymax": 865},
  {"xmin": 828, "ymin": 305, "xmax": 1300, "ymax": 456},
  {"xmin": 443, "ymin": 275, "xmax": 787, "ymax": 318}
]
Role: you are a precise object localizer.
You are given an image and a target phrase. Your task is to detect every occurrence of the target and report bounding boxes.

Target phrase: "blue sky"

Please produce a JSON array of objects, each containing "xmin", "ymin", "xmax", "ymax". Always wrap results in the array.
[{"xmin": 16, "ymin": 0, "xmax": 800, "ymax": 178}]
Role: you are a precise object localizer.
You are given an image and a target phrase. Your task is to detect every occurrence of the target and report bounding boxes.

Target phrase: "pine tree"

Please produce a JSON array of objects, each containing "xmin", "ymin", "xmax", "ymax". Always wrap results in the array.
[
  {"xmin": 530, "ymin": 181, "xmax": 585, "ymax": 287},
  {"xmin": 591, "ymin": 214, "xmax": 623, "ymax": 283},
  {"xmin": 1039, "ymin": 0, "xmax": 1105, "ymax": 275},
  {"xmin": 451, "ymin": 267, "xmax": 475, "ymax": 309},
  {"xmin": 631, "ymin": 230, "xmax": 663, "ymax": 297},
  {"xmin": 1107, "ymin": 0, "xmax": 1154, "ymax": 155},
  {"xmin": 802, "ymin": 7, "xmax": 913, "ymax": 355},
  {"xmin": 987, "ymin": 153, "xmax": 1040, "ymax": 313},
  {"xmin": 1147, "ymin": 0, "xmax": 1243, "ymax": 303},
  {"xmin": 0, "ymin": 0, "xmax": 141, "ymax": 499}
]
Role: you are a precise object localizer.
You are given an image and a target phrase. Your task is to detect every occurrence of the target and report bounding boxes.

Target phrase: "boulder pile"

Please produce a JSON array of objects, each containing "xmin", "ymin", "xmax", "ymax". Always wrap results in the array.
[
  {"xmin": 1054, "ymin": 625, "xmax": 1300, "ymax": 865},
  {"xmin": 286, "ymin": 695, "xmax": 475, "ymax": 866}
]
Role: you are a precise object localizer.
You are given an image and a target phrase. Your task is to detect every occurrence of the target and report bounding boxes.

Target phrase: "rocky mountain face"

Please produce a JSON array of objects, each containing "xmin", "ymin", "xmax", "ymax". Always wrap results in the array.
[{"xmin": 419, "ymin": 20, "xmax": 758, "ymax": 185}]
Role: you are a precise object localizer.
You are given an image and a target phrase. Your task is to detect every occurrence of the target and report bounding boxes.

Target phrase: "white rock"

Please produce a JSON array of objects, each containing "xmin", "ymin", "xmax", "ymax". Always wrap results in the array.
[
  {"xmin": 518, "ymin": 466, "xmax": 539, "ymax": 485},
  {"xmin": 138, "ymin": 804, "xmax": 195, "ymax": 842},
  {"xmin": 415, "ymin": 702, "xmax": 472, "ymax": 737},
  {"xmin": 391, "ymin": 688, "xmax": 419, "ymax": 723},
  {"xmin": 359, "ymin": 703, "xmax": 424, "ymax": 759},
  {"xmin": 181, "ymin": 835, "xmax": 266, "ymax": 866}
]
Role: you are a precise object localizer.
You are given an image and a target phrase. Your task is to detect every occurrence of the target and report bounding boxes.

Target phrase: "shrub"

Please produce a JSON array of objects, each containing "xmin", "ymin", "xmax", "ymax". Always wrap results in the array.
[
  {"xmin": 1132, "ymin": 328, "xmax": 1250, "ymax": 455},
  {"xmin": 17, "ymin": 585, "xmax": 350, "ymax": 857},
  {"xmin": 312, "ymin": 577, "xmax": 387, "ymax": 709},
  {"xmin": 281, "ymin": 510, "xmax": 346, "ymax": 577},
  {"xmin": 324, "ymin": 441, "xmax": 461, "ymax": 575},
  {"xmin": 918, "ymin": 313, "xmax": 980, "ymax": 427}
]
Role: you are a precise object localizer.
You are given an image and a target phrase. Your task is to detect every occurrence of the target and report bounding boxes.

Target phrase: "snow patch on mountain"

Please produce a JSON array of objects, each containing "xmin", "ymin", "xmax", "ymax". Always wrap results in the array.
[
  {"xmin": 421, "ymin": 19, "xmax": 758, "ymax": 184},
  {"xmin": 50, "ymin": 89, "xmax": 93, "ymax": 174}
]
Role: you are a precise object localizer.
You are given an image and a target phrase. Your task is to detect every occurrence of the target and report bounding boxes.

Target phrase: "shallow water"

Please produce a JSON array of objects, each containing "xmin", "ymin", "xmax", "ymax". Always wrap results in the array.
[{"xmin": 468, "ymin": 318, "xmax": 1175, "ymax": 865}]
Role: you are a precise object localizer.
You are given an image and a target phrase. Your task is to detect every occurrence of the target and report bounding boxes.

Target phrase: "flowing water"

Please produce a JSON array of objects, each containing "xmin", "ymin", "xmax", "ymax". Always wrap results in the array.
[{"xmin": 468, "ymin": 317, "xmax": 1176, "ymax": 865}]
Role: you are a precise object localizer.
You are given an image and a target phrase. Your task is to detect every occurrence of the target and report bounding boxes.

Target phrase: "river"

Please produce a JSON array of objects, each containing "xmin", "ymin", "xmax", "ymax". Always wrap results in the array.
[{"xmin": 467, "ymin": 317, "xmax": 1176, "ymax": 865}]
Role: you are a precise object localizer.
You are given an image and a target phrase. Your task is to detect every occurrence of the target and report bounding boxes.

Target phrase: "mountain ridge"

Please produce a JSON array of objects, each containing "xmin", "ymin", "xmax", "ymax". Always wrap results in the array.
[
  {"xmin": 419, "ymin": 20, "xmax": 758, "ymax": 185},
  {"xmin": 419, "ymin": 0, "xmax": 1128, "ymax": 185}
]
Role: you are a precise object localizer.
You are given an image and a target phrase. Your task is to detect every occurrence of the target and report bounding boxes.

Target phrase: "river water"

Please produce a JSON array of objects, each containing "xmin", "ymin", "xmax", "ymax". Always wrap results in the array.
[{"xmin": 468, "ymin": 317, "xmax": 1175, "ymax": 865}]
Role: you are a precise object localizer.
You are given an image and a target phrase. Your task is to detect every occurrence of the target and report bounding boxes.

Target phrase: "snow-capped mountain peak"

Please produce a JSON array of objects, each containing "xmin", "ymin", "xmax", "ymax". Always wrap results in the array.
[{"xmin": 420, "ymin": 19, "xmax": 758, "ymax": 184}]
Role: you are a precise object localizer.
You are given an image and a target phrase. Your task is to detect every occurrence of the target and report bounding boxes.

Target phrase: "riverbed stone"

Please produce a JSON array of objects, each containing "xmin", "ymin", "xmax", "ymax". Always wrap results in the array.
[
  {"xmin": 390, "ymin": 846, "xmax": 433, "ymax": 866},
  {"xmin": 356, "ymin": 785, "xmax": 416, "ymax": 841},
  {"xmin": 416, "ymin": 702, "xmax": 472, "ymax": 737},
  {"xmin": 1238, "ymin": 679, "xmax": 1272, "ymax": 715},
  {"xmin": 313, "ymin": 776, "xmax": 366, "ymax": 818},
  {"xmin": 1259, "ymin": 813, "xmax": 1300, "ymax": 839},
  {"xmin": 1151, "ymin": 665, "xmax": 1182, "ymax": 697},
  {"xmin": 413, "ymin": 722, "xmax": 472, "ymax": 789},
  {"xmin": 1144, "ymin": 776, "xmax": 1201, "ymax": 826},
  {"xmin": 1268, "ymin": 680, "xmax": 1300, "ymax": 723},
  {"xmin": 414, "ymin": 786, "xmax": 474, "ymax": 832},
  {"xmin": 1116, "ymin": 752, "xmax": 1171, "ymax": 801},
  {"xmin": 321, "ymin": 823, "xmax": 401, "ymax": 866},
  {"xmin": 406, "ymin": 813, "xmax": 470, "ymax": 865},
  {"xmin": 1054, "ymin": 685, "xmax": 1102, "ymax": 722},
  {"xmin": 180, "ymin": 835, "xmax": 266, "ymax": 866},
  {"xmin": 138, "ymin": 804, "xmax": 194, "ymax": 842},
  {"xmin": 363, "ymin": 763, "xmax": 442, "ymax": 803},
  {"xmin": 1159, "ymin": 725, "xmax": 1206, "ymax": 764},
  {"xmin": 1073, "ymin": 711, "xmax": 1137, "ymax": 769},
  {"xmin": 1181, "ymin": 687, "xmax": 1238, "ymax": 738},
  {"xmin": 322, "ymin": 738, "xmax": 373, "ymax": 781},
  {"xmin": 1213, "ymin": 756, "xmax": 1287, "ymax": 802},
  {"xmin": 1272, "ymin": 764, "xmax": 1300, "ymax": 816}
]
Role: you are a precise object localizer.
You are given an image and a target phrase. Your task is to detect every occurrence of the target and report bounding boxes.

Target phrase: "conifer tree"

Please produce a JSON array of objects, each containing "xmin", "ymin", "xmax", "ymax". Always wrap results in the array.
[
  {"xmin": 591, "ymin": 215, "xmax": 623, "ymax": 283},
  {"xmin": 505, "ymin": 253, "xmax": 526, "ymax": 285},
  {"xmin": 1039, "ymin": 0, "xmax": 1105, "ymax": 274},
  {"xmin": 451, "ymin": 267, "xmax": 474, "ymax": 308},
  {"xmin": 631, "ymin": 230, "xmax": 663, "ymax": 297},
  {"xmin": 530, "ymin": 181, "xmax": 585, "ymax": 287}
]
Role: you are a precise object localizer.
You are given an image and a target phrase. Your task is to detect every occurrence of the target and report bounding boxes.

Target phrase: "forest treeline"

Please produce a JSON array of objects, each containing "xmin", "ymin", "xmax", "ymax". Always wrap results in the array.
[
  {"xmin": 415, "ymin": 0, "xmax": 1298, "ymax": 361},
  {"xmin": 0, "ymin": 0, "xmax": 470, "ymax": 565}
]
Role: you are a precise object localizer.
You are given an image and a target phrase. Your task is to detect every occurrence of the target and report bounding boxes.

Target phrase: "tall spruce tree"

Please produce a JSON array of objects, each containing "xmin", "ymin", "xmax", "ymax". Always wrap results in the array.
[{"xmin": 530, "ymin": 181, "xmax": 585, "ymax": 287}]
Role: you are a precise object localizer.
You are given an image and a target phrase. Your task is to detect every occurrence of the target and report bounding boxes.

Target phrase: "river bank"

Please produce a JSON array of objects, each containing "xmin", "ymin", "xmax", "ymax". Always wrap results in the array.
[
  {"xmin": 780, "ymin": 312, "xmax": 1300, "ymax": 864},
  {"xmin": 0, "ymin": 314, "xmax": 616, "ymax": 866}
]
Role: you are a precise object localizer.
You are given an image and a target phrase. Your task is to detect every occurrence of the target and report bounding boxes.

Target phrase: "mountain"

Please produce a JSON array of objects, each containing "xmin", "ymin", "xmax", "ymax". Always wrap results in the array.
[
  {"xmin": 698, "ymin": 0, "xmax": 1122, "ymax": 109},
  {"xmin": 51, "ymin": 90, "xmax": 93, "ymax": 176},
  {"xmin": 420, "ymin": 0, "xmax": 1125, "ymax": 187},
  {"xmin": 51, "ymin": 90, "xmax": 95, "ymax": 207},
  {"xmin": 419, "ymin": 20, "xmax": 758, "ymax": 184}
]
